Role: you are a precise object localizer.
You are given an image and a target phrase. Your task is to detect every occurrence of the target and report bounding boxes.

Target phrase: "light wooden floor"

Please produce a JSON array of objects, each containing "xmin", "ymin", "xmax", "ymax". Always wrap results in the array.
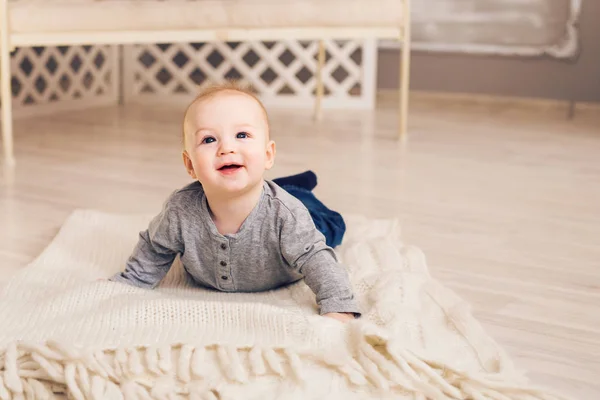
[{"xmin": 1, "ymin": 95, "xmax": 599, "ymax": 398}]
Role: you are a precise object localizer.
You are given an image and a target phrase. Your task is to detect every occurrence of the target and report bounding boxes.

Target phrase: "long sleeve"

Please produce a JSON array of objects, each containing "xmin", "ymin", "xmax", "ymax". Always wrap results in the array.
[
  {"xmin": 110, "ymin": 200, "xmax": 184, "ymax": 289},
  {"xmin": 279, "ymin": 207, "xmax": 361, "ymax": 317}
]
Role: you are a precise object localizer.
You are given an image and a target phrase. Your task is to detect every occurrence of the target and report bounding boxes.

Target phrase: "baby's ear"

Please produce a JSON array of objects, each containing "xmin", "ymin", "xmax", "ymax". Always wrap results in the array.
[
  {"xmin": 182, "ymin": 151, "xmax": 197, "ymax": 179},
  {"xmin": 265, "ymin": 140, "xmax": 276, "ymax": 170}
]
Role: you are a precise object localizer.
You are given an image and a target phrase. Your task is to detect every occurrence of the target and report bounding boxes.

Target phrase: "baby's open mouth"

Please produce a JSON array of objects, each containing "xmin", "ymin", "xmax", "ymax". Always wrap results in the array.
[{"xmin": 218, "ymin": 164, "xmax": 243, "ymax": 171}]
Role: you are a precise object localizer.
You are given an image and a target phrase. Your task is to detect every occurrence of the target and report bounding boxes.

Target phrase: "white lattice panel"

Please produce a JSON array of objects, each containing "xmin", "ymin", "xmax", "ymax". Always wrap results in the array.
[
  {"xmin": 123, "ymin": 40, "xmax": 378, "ymax": 109},
  {"xmin": 1, "ymin": 45, "xmax": 119, "ymax": 119}
]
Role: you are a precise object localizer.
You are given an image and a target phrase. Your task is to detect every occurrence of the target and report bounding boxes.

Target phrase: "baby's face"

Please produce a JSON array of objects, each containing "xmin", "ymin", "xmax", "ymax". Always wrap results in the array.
[{"xmin": 182, "ymin": 90, "xmax": 275, "ymax": 197}]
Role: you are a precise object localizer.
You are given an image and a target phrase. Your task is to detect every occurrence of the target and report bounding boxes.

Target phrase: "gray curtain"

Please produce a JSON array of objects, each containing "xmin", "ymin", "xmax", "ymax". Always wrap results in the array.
[{"xmin": 405, "ymin": 0, "xmax": 580, "ymax": 58}]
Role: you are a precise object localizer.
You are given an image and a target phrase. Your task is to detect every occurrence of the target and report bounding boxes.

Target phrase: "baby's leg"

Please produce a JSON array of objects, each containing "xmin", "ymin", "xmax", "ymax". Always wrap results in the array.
[
  {"xmin": 272, "ymin": 170, "xmax": 317, "ymax": 191},
  {"xmin": 282, "ymin": 185, "xmax": 346, "ymax": 248}
]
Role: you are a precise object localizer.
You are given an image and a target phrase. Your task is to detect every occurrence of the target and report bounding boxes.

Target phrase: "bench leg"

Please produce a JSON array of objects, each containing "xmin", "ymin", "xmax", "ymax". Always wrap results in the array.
[
  {"xmin": 398, "ymin": 0, "xmax": 411, "ymax": 140},
  {"xmin": 313, "ymin": 40, "xmax": 325, "ymax": 121},
  {"xmin": 1, "ymin": 2, "xmax": 15, "ymax": 167}
]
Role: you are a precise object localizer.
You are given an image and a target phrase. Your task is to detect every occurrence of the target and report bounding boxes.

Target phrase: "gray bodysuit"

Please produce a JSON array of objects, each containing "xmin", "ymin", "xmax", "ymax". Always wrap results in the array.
[{"xmin": 110, "ymin": 180, "xmax": 360, "ymax": 316}]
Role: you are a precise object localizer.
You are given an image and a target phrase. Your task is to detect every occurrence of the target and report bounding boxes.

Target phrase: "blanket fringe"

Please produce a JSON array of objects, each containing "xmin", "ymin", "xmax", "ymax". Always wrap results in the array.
[
  {"xmin": 323, "ymin": 322, "xmax": 571, "ymax": 400},
  {"xmin": 0, "ymin": 324, "xmax": 571, "ymax": 400}
]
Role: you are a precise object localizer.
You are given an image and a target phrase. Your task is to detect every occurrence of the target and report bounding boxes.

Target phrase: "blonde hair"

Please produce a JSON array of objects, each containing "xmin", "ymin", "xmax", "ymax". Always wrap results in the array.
[{"xmin": 182, "ymin": 80, "xmax": 270, "ymax": 147}]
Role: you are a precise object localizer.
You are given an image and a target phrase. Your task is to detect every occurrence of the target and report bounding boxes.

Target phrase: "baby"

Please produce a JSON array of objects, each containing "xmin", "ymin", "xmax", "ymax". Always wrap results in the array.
[{"xmin": 110, "ymin": 81, "xmax": 360, "ymax": 323}]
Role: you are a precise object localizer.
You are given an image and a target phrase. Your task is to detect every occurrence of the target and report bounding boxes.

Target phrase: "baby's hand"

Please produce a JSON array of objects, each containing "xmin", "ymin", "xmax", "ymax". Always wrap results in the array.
[{"xmin": 323, "ymin": 312, "xmax": 356, "ymax": 323}]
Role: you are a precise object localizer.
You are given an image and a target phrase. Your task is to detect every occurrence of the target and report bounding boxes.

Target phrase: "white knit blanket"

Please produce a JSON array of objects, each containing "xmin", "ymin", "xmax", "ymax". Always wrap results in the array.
[{"xmin": 0, "ymin": 209, "xmax": 569, "ymax": 400}]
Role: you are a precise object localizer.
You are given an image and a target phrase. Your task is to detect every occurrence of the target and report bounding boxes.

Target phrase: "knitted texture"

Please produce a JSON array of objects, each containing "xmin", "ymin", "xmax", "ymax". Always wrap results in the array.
[{"xmin": 0, "ymin": 209, "xmax": 569, "ymax": 400}]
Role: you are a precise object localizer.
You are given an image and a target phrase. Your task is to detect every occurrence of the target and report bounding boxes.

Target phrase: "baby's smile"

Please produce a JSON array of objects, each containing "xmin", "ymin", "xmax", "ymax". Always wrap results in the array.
[{"xmin": 217, "ymin": 162, "xmax": 244, "ymax": 175}]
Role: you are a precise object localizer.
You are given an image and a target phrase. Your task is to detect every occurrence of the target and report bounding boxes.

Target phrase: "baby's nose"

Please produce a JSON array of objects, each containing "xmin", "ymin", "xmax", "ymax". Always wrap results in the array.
[{"xmin": 218, "ymin": 142, "xmax": 235, "ymax": 154}]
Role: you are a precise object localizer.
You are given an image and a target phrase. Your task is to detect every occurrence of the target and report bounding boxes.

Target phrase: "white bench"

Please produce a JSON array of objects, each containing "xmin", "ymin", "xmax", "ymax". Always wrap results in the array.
[{"xmin": 1, "ymin": 0, "xmax": 411, "ymax": 166}]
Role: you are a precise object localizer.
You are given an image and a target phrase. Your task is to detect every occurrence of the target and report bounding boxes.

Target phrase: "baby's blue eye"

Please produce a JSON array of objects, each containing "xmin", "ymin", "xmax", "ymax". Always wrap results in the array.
[
  {"xmin": 202, "ymin": 136, "xmax": 216, "ymax": 144},
  {"xmin": 237, "ymin": 132, "xmax": 248, "ymax": 139}
]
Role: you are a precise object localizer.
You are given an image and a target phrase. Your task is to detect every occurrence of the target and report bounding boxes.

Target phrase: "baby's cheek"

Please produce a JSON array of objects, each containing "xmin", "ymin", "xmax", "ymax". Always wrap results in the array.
[
  {"xmin": 194, "ymin": 157, "xmax": 212, "ymax": 172},
  {"xmin": 194, "ymin": 165, "xmax": 213, "ymax": 181}
]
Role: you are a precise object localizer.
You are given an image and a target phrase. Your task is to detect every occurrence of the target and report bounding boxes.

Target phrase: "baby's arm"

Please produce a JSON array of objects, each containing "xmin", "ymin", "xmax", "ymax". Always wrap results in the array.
[
  {"xmin": 280, "ymin": 208, "xmax": 361, "ymax": 319},
  {"xmin": 110, "ymin": 199, "xmax": 183, "ymax": 289}
]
